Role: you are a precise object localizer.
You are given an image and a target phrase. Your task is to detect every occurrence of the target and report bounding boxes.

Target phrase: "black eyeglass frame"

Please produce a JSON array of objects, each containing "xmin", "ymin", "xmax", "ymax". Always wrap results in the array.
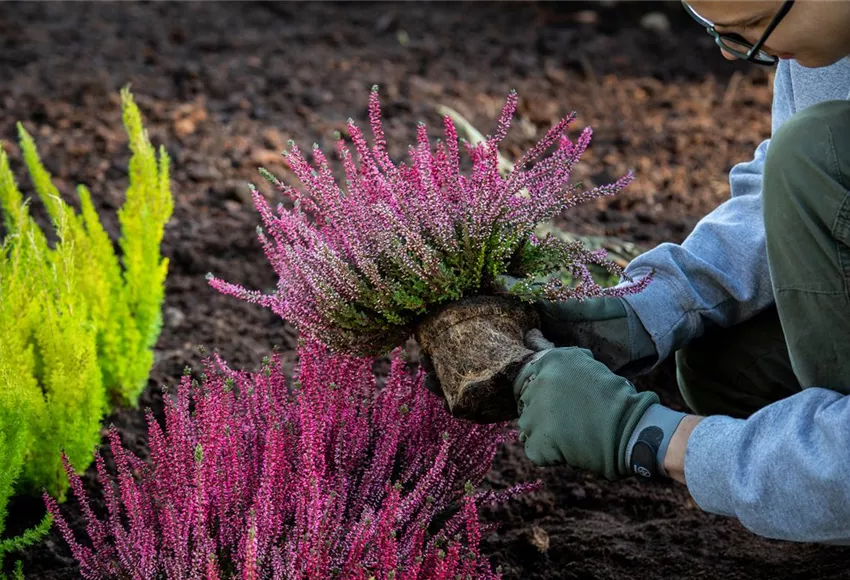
[{"xmin": 682, "ymin": 0, "xmax": 795, "ymax": 65}]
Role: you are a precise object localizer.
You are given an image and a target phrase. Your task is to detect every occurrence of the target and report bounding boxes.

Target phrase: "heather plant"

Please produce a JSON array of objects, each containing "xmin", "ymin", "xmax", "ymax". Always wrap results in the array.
[
  {"xmin": 1, "ymin": 87, "xmax": 173, "ymax": 408},
  {"xmin": 47, "ymin": 343, "xmax": 535, "ymax": 579},
  {"xmin": 208, "ymin": 88, "xmax": 649, "ymax": 356}
]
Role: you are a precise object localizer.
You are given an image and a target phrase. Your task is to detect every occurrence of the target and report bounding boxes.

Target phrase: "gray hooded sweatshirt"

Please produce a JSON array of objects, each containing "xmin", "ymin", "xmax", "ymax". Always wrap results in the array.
[{"xmin": 623, "ymin": 57, "xmax": 850, "ymax": 544}]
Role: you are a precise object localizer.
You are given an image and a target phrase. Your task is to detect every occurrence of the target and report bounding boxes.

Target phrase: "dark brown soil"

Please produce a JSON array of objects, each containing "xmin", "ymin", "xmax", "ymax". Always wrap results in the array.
[{"xmin": 1, "ymin": 2, "xmax": 848, "ymax": 579}]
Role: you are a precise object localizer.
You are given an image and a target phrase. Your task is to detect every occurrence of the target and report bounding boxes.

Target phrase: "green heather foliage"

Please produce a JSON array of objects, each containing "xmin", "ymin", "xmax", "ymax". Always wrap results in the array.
[{"xmin": 0, "ymin": 88, "xmax": 172, "ymax": 547}]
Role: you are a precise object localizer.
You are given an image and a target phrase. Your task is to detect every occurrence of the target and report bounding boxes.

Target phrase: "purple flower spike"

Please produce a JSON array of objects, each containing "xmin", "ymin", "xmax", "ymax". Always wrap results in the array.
[
  {"xmin": 208, "ymin": 90, "xmax": 646, "ymax": 355},
  {"xmin": 46, "ymin": 343, "xmax": 536, "ymax": 579}
]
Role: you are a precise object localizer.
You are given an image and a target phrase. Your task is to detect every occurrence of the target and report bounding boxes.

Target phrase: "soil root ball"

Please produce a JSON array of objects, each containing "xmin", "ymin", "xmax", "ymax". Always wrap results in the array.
[{"xmin": 416, "ymin": 295, "xmax": 539, "ymax": 423}]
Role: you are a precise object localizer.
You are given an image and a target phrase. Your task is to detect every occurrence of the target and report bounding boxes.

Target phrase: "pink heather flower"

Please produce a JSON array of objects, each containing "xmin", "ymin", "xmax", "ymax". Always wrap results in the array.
[
  {"xmin": 46, "ymin": 343, "xmax": 537, "ymax": 579},
  {"xmin": 207, "ymin": 89, "xmax": 649, "ymax": 356}
]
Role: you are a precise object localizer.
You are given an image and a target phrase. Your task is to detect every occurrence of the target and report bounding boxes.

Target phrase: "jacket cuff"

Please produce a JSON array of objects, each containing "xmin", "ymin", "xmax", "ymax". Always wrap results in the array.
[
  {"xmin": 620, "ymin": 265, "xmax": 697, "ymax": 364},
  {"xmin": 683, "ymin": 415, "xmax": 746, "ymax": 517}
]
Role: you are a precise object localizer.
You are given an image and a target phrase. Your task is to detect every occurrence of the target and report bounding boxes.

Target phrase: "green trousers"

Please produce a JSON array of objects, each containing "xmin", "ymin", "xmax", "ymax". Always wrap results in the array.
[{"xmin": 677, "ymin": 100, "xmax": 850, "ymax": 419}]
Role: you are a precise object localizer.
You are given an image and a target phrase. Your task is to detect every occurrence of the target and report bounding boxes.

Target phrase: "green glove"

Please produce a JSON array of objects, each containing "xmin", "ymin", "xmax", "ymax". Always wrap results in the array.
[
  {"xmin": 513, "ymin": 330, "xmax": 662, "ymax": 480},
  {"xmin": 499, "ymin": 276, "xmax": 658, "ymax": 376}
]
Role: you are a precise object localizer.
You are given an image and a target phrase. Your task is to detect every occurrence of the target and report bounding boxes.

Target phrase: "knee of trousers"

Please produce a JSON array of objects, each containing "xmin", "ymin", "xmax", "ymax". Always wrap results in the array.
[
  {"xmin": 763, "ymin": 100, "xmax": 850, "ymax": 237},
  {"xmin": 674, "ymin": 344, "xmax": 734, "ymax": 417}
]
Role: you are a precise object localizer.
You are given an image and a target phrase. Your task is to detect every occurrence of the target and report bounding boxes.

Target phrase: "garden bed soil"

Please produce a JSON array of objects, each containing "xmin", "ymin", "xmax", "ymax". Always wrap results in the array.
[{"xmin": 1, "ymin": 2, "xmax": 848, "ymax": 578}]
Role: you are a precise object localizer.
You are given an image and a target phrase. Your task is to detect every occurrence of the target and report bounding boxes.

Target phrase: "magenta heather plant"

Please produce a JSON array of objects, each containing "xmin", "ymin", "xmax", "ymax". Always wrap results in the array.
[
  {"xmin": 207, "ymin": 89, "xmax": 650, "ymax": 355},
  {"xmin": 45, "ymin": 342, "xmax": 535, "ymax": 579}
]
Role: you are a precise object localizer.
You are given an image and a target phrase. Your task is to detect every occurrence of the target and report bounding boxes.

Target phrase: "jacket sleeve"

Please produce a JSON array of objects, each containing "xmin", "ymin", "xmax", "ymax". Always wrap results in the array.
[
  {"xmin": 684, "ymin": 387, "xmax": 850, "ymax": 544},
  {"xmin": 621, "ymin": 61, "xmax": 795, "ymax": 361}
]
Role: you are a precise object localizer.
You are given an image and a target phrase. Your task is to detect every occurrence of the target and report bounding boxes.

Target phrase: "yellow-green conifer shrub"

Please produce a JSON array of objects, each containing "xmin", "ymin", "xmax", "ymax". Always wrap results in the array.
[
  {"xmin": 0, "ymin": 186, "xmax": 96, "ymax": 571},
  {"xmin": 0, "ymin": 88, "xmax": 172, "ymax": 543},
  {"xmin": 4, "ymin": 87, "xmax": 173, "ymax": 408},
  {"xmin": 0, "ymin": 348, "xmax": 44, "ymax": 566},
  {"xmin": 0, "ymin": 145, "xmax": 104, "ymax": 499}
]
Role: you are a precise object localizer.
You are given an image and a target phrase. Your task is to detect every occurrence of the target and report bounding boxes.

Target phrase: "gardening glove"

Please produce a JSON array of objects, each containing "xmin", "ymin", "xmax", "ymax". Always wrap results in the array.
[
  {"xmin": 514, "ymin": 329, "xmax": 686, "ymax": 480},
  {"xmin": 498, "ymin": 276, "xmax": 658, "ymax": 377}
]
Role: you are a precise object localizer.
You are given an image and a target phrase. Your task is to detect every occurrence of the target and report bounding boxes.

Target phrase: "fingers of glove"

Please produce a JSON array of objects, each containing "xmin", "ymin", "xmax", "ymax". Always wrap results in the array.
[
  {"xmin": 518, "ymin": 388, "xmax": 578, "ymax": 468},
  {"xmin": 513, "ymin": 346, "xmax": 594, "ymax": 401},
  {"xmin": 518, "ymin": 347, "xmax": 634, "ymax": 412},
  {"xmin": 518, "ymin": 427, "xmax": 567, "ymax": 467},
  {"xmin": 524, "ymin": 328, "xmax": 555, "ymax": 352}
]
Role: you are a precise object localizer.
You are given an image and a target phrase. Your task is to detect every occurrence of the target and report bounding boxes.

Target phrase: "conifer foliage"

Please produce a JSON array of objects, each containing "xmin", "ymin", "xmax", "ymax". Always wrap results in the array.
[{"xmin": 0, "ymin": 88, "xmax": 172, "ymax": 550}]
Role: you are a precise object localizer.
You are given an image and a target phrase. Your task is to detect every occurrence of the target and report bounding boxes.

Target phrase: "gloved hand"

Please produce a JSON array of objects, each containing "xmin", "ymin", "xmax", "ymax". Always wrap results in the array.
[
  {"xmin": 514, "ymin": 329, "xmax": 685, "ymax": 480},
  {"xmin": 498, "ymin": 276, "xmax": 658, "ymax": 377}
]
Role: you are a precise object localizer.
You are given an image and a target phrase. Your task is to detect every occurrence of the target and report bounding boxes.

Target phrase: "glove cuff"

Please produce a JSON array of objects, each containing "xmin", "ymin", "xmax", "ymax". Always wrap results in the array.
[
  {"xmin": 618, "ymin": 299, "xmax": 659, "ymax": 377},
  {"xmin": 624, "ymin": 404, "xmax": 687, "ymax": 480}
]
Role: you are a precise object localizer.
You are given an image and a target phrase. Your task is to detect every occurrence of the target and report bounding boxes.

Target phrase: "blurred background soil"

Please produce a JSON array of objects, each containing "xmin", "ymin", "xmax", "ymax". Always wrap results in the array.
[{"xmin": 1, "ymin": 2, "xmax": 848, "ymax": 578}]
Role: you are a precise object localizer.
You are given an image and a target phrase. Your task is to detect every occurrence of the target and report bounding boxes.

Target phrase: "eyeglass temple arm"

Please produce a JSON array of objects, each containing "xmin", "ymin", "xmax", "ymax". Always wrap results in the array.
[{"xmin": 748, "ymin": 0, "xmax": 795, "ymax": 57}]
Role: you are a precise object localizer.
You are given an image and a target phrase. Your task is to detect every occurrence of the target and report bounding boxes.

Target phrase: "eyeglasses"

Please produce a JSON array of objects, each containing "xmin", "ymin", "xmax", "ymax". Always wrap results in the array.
[{"xmin": 682, "ymin": 0, "xmax": 795, "ymax": 65}]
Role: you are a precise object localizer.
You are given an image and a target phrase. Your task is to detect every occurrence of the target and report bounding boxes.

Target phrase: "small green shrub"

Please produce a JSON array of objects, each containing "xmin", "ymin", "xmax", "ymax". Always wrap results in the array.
[
  {"xmin": 0, "ymin": 88, "xmax": 172, "ymax": 566},
  {"xmin": 9, "ymin": 88, "xmax": 174, "ymax": 406}
]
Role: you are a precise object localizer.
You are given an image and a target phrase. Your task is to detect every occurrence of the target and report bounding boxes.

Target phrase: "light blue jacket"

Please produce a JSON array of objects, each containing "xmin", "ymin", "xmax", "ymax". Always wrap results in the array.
[{"xmin": 623, "ymin": 58, "xmax": 850, "ymax": 543}]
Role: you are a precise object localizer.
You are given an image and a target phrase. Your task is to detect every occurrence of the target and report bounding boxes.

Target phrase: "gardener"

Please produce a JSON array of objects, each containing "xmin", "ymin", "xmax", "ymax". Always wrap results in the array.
[{"xmin": 427, "ymin": 0, "xmax": 850, "ymax": 544}]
